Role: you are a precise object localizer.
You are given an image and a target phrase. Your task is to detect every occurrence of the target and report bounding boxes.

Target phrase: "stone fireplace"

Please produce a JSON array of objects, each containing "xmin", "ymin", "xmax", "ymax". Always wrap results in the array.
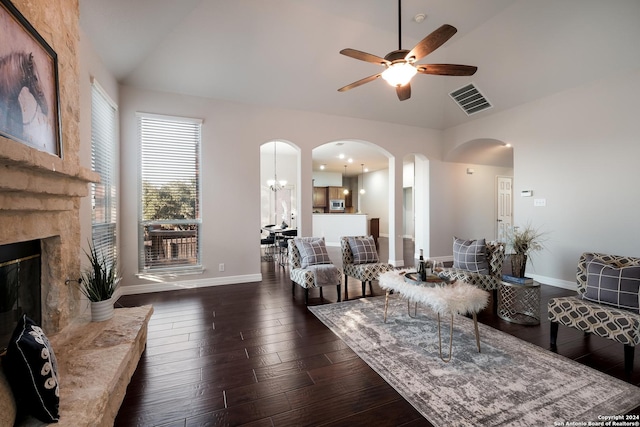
[
  {"xmin": 0, "ymin": 138, "xmax": 97, "ymax": 335},
  {"xmin": 0, "ymin": 0, "xmax": 99, "ymax": 336}
]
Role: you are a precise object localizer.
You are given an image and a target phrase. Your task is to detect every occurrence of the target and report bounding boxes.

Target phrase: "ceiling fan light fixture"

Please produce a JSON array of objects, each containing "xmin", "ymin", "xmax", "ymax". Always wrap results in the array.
[{"xmin": 381, "ymin": 62, "xmax": 417, "ymax": 87}]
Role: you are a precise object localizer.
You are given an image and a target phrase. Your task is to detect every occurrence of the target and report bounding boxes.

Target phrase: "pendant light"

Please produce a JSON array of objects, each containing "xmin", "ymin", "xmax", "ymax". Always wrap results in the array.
[
  {"xmin": 267, "ymin": 142, "xmax": 287, "ymax": 191},
  {"xmin": 359, "ymin": 164, "xmax": 366, "ymax": 195}
]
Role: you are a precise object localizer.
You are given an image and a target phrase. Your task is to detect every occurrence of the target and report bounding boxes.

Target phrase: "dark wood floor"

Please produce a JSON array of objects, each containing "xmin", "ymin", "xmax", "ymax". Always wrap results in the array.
[{"xmin": 115, "ymin": 239, "xmax": 640, "ymax": 426}]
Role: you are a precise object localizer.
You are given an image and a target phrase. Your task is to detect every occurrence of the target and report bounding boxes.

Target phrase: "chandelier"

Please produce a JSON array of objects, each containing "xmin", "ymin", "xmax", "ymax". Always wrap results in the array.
[{"xmin": 267, "ymin": 142, "xmax": 287, "ymax": 191}]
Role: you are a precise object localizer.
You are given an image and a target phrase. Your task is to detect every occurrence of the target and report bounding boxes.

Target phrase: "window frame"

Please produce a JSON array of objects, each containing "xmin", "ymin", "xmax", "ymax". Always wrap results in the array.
[
  {"xmin": 90, "ymin": 77, "xmax": 118, "ymax": 267},
  {"xmin": 136, "ymin": 112, "xmax": 203, "ymax": 274}
]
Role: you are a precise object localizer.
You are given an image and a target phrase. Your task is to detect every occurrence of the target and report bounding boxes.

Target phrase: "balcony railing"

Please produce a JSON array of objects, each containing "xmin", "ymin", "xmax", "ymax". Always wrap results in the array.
[{"xmin": 142, "ymin": 224, "xmax": 199, "ymax": 270}]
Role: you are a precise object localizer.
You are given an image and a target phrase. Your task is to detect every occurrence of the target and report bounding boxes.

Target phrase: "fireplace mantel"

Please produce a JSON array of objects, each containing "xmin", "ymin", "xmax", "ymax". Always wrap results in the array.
[{"xmin": 0, "ymin": 138, "xmax": 98, "ymax": 212}]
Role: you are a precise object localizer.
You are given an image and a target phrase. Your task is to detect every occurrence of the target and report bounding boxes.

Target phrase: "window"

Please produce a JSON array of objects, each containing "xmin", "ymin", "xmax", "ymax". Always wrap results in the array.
[
  {"xmin": 137, "ymin": 113, "xmax": 202, "ymax": 272},
  {"xmin": 91, "ymin": 79, "xmax": 117, "ymax": 266}
]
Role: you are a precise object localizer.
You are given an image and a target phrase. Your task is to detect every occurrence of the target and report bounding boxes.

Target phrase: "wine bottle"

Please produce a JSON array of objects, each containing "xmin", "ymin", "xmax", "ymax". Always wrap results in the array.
[{"xmin": 417, "ymin": 249, "xmax": 426, "ymax": 281}]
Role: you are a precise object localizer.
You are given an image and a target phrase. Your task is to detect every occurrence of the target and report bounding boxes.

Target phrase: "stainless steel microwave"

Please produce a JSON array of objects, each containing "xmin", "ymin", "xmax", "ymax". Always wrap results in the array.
[{"xmin": 329, "ymin": 199, "xmax": 345, "ymax": 210}]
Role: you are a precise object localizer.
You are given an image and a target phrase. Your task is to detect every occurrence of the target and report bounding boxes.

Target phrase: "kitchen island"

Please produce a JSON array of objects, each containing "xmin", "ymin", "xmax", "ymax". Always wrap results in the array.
[{"xmin": 312, "ymin": 213, "xmax": 368, "ymax": 246}]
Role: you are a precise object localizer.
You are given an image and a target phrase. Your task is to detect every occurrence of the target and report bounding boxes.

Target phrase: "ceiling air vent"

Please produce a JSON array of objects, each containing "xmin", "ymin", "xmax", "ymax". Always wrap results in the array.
[{"xmin": 449, "ymin": 83, "xmax": 492, "ymax": 116}]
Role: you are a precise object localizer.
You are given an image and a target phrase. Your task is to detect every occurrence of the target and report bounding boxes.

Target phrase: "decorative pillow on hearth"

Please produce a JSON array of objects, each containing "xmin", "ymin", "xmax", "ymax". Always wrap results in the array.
[
  {"xmin": 294, "ymin": 237, "xmax": 332, "ymax": 268},
  {"xmin": 452, "ymin": 237, "xmax": 489, "ymax": 274},
  {"xmin": 3, "ymin": 315, "xmax": 60, "ymax": 423},
  {"xmin": 348, "ymin": 236, "xmax": 379, "ymax": 264},
  {"xmin": 583, "ymin": 259, "xmax": 640, "ymax": 313}
]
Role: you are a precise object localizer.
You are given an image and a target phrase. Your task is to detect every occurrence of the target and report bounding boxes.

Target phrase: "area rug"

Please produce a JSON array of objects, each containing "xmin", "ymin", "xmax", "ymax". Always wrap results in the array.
[{"xmin": 309, "ymin": 296, "xmax": 640, "ymax": 426}]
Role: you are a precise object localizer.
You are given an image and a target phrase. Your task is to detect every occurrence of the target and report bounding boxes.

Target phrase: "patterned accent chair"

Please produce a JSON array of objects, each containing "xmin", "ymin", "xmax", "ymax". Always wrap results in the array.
[
  {"xmin": 288, "ymin": 239, "xmax": 341, "ymax": 305},
  {"xmin": 438, "ymin": 240, "xmax": 506, "ymax": 308},
  {"xmin": 548, "ymin": 252, "xmax": 640, "ymax": 373},
  {"xmin": 341, "ymin": 236, "xmax": 394, "ymax": 300}
]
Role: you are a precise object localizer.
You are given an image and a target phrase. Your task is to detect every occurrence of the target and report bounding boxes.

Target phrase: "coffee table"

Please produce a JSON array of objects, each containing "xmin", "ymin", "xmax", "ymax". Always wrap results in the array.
[{"xmin": 379, "ymin": 271, "xmax": 489, "ymax": 362}]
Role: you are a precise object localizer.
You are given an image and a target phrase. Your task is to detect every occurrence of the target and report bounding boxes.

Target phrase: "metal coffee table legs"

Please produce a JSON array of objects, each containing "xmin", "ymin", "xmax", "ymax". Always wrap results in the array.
[
  {"xmin": 384, "ymin": 291, "xmax": 482, "ymax": 362},
  {"xmin": 437, "ymin": 312, "xmax": 481, "ymax": 362}
]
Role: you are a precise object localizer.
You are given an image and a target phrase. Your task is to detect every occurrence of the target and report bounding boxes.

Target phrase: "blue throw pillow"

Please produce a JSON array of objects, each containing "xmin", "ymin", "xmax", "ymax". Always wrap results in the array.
[{"xmin": 3, "ymin": 315, "xmax": 60, "ymax": 423}]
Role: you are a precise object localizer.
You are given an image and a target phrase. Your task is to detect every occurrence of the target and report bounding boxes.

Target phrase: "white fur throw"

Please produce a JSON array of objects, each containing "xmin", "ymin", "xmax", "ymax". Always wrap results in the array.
[{"xmin": 379, "ymin": 271, "xmax": 489, "ymax": 316}]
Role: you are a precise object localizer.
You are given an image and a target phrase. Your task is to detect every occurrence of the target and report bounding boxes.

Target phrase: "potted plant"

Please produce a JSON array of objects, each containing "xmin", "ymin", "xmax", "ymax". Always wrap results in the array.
[
  {"xmin": 505, "ymin": 224, "xmax": 546, "ymax": 278},
  {"xmin": 79, "ymin": 242, "xmax": 120, "ymax": 322}
]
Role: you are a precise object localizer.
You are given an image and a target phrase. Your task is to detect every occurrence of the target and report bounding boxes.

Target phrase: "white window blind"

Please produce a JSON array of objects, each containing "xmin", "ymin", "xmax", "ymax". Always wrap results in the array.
[
  {"xmin": 91, "ymin": 80, "xmax": 117, "ymax": 266},
  {"xmin": 137, "ymin": 113, "xmax": 202, "ymax": 271}
]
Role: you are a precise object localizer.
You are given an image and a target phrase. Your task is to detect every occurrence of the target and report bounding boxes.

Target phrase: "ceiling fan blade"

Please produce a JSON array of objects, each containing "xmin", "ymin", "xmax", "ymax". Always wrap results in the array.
[
  {"xmin": 405, "ymin": 24, "xmax": 458, "ymax": 62},
  {"xmin": 396, "ymin": 84, "xmax": 411, "ymax": 101},
  {"xmin": 416, "ymin": 64, "xmax": 478, "ymax": 76},
  {"xmin": 340, "ymin": 48, "xmax": 390, "ymax": 66},
  {"xmin": 338, "ymin": 73, "xmax": 382, "ymax": 92}
]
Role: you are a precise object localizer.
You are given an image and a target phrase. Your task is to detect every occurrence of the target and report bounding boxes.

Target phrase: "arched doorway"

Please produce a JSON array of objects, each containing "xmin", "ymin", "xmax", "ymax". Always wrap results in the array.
[{"xmin": 260, "ymin": 141, "xmax": 300, "ymax": 261}]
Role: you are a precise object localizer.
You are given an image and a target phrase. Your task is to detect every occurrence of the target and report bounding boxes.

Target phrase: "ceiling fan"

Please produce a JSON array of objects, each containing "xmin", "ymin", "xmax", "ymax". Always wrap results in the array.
[{"xmin": 337, "ymin": 0, "xmax": 477, "ymax": 101}]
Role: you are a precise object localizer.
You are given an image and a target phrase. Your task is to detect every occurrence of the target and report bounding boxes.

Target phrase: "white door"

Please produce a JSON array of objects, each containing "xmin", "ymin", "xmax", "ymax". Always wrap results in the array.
[{"xmin": 496, "ymin": 176, "xmax": 513, "ymax": 242}]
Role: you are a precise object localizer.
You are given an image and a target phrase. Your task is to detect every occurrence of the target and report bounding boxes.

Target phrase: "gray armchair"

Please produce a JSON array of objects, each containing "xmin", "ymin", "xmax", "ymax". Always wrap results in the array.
[
  {"xmin": 288, "ymin": 238, "xmax": 341, "ymax": 305},
  {"xmin": 438, "ymin": 239, "xmax": 505, "ymax": 308},
  {"xmin": 341, "ymin": 236, "xmax": 394, "ymax": 300},
  {"xmin": 548, "ymin": 252, "xmax": 640, "ymax": 373}
]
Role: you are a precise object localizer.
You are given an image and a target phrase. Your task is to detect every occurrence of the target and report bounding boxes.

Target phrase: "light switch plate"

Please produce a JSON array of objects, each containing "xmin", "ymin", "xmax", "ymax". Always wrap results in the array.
[{"xmin": 534, "ymin": 198, "xmax": 546, "ymax": 207}]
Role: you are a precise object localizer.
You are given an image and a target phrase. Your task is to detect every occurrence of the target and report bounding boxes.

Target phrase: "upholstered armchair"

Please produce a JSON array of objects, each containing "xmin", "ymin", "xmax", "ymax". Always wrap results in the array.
[
  {"xmin": 438, "ymin": 238, "xmax": 505, "ymax": 307},
  {"xmin": 288, "ymin": 238, "xmax": 341, "ymax": 305},
  {"xmin": 341, "ymin": 236, "xmax": 394, "ymax": 300},
  {"xmin": 548, "ymin": 252, "xmax": 640, "ymax": 373}
]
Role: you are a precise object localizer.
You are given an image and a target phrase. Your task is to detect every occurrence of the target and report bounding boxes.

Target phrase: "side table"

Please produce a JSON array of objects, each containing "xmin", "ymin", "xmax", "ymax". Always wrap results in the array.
[{"xmin": 498, "ymin": 280, "xmax": 541, "ymax": 325}]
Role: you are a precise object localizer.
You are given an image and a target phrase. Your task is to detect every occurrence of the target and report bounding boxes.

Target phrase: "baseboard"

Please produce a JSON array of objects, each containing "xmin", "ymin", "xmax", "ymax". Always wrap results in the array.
[
  {"xmin": 529, "ymin": 274, "xmax": 576, "ymax": 291},
  {"xmin": 119, "ymin": 274, "xmax": 262, "ymax": 295}
]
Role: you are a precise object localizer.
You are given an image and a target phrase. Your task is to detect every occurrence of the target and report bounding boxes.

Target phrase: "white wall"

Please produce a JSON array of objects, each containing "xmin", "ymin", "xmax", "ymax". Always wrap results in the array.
[
  {"xmin": 311, "ymin": 171, "xmax": 342, "ymax": 187},
  {"xmin": 360, "ymin": 169, "xmax": 389, "ymax": 235},
  {"xmin": 429, "ymin": 161, "xmax": 513, "ymax": 257},
  {"xmin": 118, "ymin": 85, "xmax": 442, "ymax": 288},
  {"xmin": 444, "ymin": 69, "xmax": 640, "ymax": 286}
]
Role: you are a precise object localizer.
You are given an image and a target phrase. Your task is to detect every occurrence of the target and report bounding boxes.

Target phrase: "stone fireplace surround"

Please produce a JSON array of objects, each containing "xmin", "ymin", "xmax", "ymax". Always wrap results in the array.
[
  {"xmin": 0, "ymin": 141, "xmax": 154, "ymax": 425},
  {"xmin": 0, "ymin": 1, "xmax": 154, "ymax": 424},
  {"xmin": 0, "ymin": 137, "xmax": 96, "ymax": 334}
]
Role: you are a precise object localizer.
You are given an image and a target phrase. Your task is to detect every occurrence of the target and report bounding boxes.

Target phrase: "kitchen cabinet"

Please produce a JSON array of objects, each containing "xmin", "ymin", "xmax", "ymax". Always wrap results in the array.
[
  {"xmin": 345, "ymin": 191, "xmax": 352, "ymax": 208},
  {"xmin": 313, "ymin": 187, "xmax": 327, "ymax": 207},
  {"xmin": 328, "ymin": 186, "xmax": 346, "ymax": 201}
]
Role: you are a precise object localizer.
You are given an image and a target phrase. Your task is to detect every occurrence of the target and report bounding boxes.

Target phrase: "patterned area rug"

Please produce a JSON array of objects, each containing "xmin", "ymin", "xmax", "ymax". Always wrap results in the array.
[{"xmin": 309, "ymin": 296, "xmax": 640, "ymax": 427}]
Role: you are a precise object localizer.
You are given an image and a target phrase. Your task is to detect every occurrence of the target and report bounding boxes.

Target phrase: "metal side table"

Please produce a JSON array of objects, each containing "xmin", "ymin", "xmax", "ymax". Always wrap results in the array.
[{"xmin": 497, "ymin": 280, "xmax": 541, "ymax": 325}]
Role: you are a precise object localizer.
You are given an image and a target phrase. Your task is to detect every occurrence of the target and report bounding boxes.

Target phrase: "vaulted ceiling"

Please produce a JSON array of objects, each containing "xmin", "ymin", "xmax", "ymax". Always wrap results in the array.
[{"xmin": 80, "ymin": 0, "xmax": 640, "ymax": 167}]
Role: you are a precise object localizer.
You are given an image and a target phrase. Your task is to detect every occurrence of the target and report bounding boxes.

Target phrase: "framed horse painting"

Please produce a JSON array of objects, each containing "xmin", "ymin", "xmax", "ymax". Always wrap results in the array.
[{"xmin": 0, "ymin": 0, "xmax": 62, "ymax": 157}]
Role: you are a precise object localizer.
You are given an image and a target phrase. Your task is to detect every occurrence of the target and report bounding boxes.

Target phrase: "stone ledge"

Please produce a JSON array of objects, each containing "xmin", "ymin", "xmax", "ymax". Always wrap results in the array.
[{"xmin": 21, "ymin": 305, "xmax": 153, "ymax": 426}]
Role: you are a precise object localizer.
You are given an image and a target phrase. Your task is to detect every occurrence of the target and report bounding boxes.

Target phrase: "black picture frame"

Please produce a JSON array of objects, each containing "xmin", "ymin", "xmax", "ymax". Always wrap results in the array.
[{"xmin": 0, "ymin": 0, "xmax": 62, "ymax": 157}]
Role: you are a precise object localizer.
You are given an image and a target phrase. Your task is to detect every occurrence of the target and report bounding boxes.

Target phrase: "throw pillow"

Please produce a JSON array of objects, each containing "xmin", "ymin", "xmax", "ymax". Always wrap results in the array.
[
  {"xmin": 294, "ymin": 237, "xmax": 331, "ymax": 268},
  {"xmin": 452, "ymin": 237, "xmax": 489, "ymax": 274},
  {"xmin": 583, "ymin": 259, "xmax": 640, "ymax": 313},
  {"xmin": 348, "ymin": 236, "xmax": 379, "ymax": 264},
  {"xmin": 3, "ymin": 315, "xmax": 60, "ymax": 423}
]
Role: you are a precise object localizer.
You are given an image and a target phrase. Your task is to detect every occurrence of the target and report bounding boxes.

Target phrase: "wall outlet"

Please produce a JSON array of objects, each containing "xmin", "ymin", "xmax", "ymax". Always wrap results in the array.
[
  {"xmin": 218, "ymin": 263, "xmax": 225, "ymax": 272},
  {"xmin": 534, "ymin": 198, "xmax": 546, "ymax": 207}
]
